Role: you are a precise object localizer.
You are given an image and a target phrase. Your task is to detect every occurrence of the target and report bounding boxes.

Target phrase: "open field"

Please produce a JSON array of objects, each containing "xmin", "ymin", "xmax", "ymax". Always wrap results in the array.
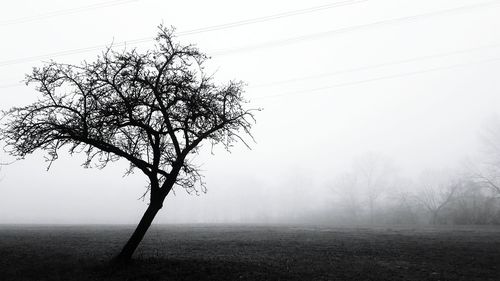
[{"xmin": 0, "ymin": 224, "xmax": 499, "ymax": 280}]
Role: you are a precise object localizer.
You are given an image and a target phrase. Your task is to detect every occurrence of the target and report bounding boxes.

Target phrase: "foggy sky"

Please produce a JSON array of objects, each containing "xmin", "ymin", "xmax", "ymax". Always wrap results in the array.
[{"xmin": 1, "ymin": 0, "xmax": 500, "ymax": 224}]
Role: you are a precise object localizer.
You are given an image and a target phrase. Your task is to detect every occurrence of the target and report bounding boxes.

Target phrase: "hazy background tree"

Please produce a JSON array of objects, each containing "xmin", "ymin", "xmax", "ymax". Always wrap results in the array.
[
  {"xmin": 328, "ymin": 158, "xmax": 500, "ymax": 226},
  {"xmin": 384, "ymin": 178, "xmax": 420, "ymax": 224},
  {"xmin": 468, "ymin": 117, "xmax": 500, "ymax": 196},
  {"xmin": 413, "ymin": 170, "xmax": 461, "ymax": 224},
  {"xmin": 450, "ymin": 179, "xmax": 500, "ymax": 224},
  {"xmin": 0, "ymin": 26, "xmax": 256, "ymax": 263},
  {"xmin": 332, "ymin": 172, "xmax": 362, "ymax": 223},
  {"xmin": 331, "ymin": 153, "xmax": 396, "ymax": 224},
  {"xmin": 353, "ymin": 154, "xmax": 394, "ymax": 223}
]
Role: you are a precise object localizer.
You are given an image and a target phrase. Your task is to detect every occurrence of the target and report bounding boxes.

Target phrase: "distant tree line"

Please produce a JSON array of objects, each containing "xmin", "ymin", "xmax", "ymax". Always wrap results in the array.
[{"xmin": 329, "ymin": 153, "xmax": 500, "ymax": 225}]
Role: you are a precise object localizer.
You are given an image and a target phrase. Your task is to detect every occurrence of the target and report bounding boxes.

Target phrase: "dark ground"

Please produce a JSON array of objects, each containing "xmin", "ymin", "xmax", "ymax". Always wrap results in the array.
[{"xmin": 0, "ymin": 224, "xmax": 499, "ymax": 281}]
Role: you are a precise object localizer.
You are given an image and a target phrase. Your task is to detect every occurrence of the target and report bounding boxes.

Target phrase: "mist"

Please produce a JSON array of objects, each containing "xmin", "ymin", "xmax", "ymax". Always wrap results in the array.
[{"xmin": 1, "ymin": 0, "xmax": 500, "ymax": 226}]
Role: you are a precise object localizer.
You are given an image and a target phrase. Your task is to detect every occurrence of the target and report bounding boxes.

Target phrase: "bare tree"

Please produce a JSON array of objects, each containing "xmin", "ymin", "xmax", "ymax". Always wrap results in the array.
[
  {"xmin": 451, "ymin": 179, "xmax": 500, "ymax": 224},
  {"xmin": 0, "ymin": 26, "xmax": 257, "ymax": 263},
  {"xmin": 390, "ymin": 191, "xmax": 420, "ymax": 224},
  {"xmin": 385, "ymin": 177, "xmax": 420, "ymax": 224},
  {"xmin": 332, "ymin": 153, "xmax": 395, "ymax": 223},
  {"xmin": 332, "ymin": 172, "xmax": 362, "ymax": 221},
  {"xmin": 353, "ymin": 153, "xmax": 394, "ymax": 223},
  {"xmin": 472, "ymin": 117, "xmax": 500, "ymax": 195},
  {"xmin": 414, "ymin": 171, "xmax": 460, "ymax": 224},
  {"xmin": 467, "ymin": 164, "xmax": 500, "ymax": 196}
]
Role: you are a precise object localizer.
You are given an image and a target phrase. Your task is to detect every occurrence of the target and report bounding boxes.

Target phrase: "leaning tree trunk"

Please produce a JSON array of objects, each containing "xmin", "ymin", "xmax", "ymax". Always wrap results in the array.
[{"xmin": 113, "ymin": 201, "xmax": 162, "ymax": 263}]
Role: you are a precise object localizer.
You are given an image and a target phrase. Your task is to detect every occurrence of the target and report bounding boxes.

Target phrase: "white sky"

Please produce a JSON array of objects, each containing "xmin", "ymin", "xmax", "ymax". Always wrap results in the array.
[{"xmin": 1, "ymin": 0, "xmax": 500, "ymax": 224}]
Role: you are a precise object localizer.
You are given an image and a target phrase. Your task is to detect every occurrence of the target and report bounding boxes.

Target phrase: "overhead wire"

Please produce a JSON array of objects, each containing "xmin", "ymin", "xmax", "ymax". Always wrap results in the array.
[
  {"xmin": 251, "ymin": 56, "xmax": 500, "ymax": 100},
  {"xmin": 0, "ymin": 83, "xmax": 23, "ymax": 89},
  {"xmin": 3, "ymin": 44, "xmax": 500, "ymax": 93},
  {"xmin": 248, "ymin": 42, "xmax": 500, "ymax": 89},
  {"xmin": 210, "ymin": 0, "xmax": 500, "ymax": 56},
  {"xmin": 1, "ymin": 1, "xmax": 499, "ymax": 92},
  {"xmin": 0, "ymin": 0, "xmax": 368, "ymax": 67},
  {"xmin": 0, "ymin": 0, "xmax": 497, "ymax": 66},
  {"xmin": 0, "ymin": 0, "xmax": 140, "ymax": 26},
  {"xmin": 0, "ymin": 0, "xmax": 141, "ymax": 26},
  {"xmin": 175, "ymin": 0, "xmax": 368, "ymax": 36}
]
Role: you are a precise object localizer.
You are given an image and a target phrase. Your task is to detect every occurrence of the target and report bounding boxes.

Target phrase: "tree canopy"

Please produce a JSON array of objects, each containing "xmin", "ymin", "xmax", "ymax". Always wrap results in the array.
[{"xmin": 1, "ymin": 26, "xmax": 256, "ymax": 197}]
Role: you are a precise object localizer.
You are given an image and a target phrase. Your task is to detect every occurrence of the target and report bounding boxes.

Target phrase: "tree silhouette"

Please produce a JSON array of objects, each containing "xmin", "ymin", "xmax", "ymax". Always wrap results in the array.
[
  {"xmin": 0, "ymin": 26, "xmax": 257, "ymax": 263},
  {"xmin": 414, "ymin": 171, "xmax": 460, "ymax": 224}
]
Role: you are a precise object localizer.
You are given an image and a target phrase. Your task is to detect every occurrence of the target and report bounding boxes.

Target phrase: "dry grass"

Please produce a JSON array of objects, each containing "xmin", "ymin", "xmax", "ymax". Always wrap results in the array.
[{"xmin": 0, "ymin": 224, "xmax": 499, "ymax": 280}]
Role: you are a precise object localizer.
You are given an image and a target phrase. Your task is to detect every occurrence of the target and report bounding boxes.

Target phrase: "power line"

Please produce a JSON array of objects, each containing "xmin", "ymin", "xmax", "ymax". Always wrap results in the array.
[
  {"xmin": 3, "ymin": 42, "xmax": 498, "ymax": 90},
  {"xmin": 1, "ymin": 0, "xmax": 497, "ymax": 67},
  {"xmin": 0, "ymin": 0, "xmax": 140, "ymax": 26},
  {"xmin": 248, "ymin": 42, "xmax": 500, "ymax": 89},
  {"xmin": 176, "ymin": 0, "xmax": 368, "ymax": 36},
  {"xmin": 5, "ymin": 52, "xmax": 499, "ymax": 95},
  {"xmin": 2, "ymin": 42, "xmax": 500, "ymax": 90},
  {"xmin": 0, "ymin": 0, "xmax": 367, "ymax": 67},
  {"xmin": 211, "ymin": 0, "xmax": 500, "ymax": 56},
  {"xmin": 0, "ymin": 83, "xmax": 24, "ymax": 89},
  {"xmin": 1, "ymin": 1, "xmax": 498, "ymax": 87},
  {"xmin": 252, "ymin": 56, "xmax": 500, "ymax": 100}
]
